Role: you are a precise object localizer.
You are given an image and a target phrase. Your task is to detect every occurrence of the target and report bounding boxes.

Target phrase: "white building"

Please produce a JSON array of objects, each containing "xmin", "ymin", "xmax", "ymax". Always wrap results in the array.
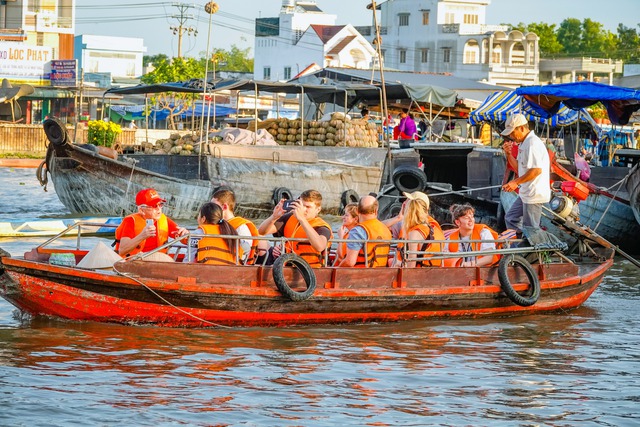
[
  {"xmin": 358, "ymin": 0, "xmax": 539, "ymax": 88},
  {"xmin": 254, "ymin": 0, "xmax": 376, "ymax": 81},
  {"xmin": 74, "ymin": 35, "xmax": 146, "ymax": 78}
]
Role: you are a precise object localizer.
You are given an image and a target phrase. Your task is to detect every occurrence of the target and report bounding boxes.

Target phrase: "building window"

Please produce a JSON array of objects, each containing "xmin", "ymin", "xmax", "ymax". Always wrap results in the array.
[
  {"xmin": 36, "ymin": 32, "xmax": 44, "ymax": 46},
  {"xmin": 463, "ymin": 40, "xmax": 479, "ymax": 64},
  {"xmin": 422, "ymin": 11, "xmax": 430, "ymax": 25},
  {"xmin": 463, "ymin": 14, "xmax": 478, "ymax": 24},
  {"xmin": 284, "ymin": 67, "xmax": 291, "ymax": 80},
  {"xmin": 398, "ymin": 14, "xmax": 410, "ymax": 27},
  {"xmin": 445, "ymin": 13, "xmax": 455, "ymax": 24},
  {"xmin": 442, "ymin": 48, "xmax": 451, "ymax": 63},
  {"xmin": 421, "ymin": 48, "xmax": 429, "ymax": 63},
  {"xmin": 263, "ymin": 67, "xmax": 271, "ymax": 80},
  {"xmin": 399, "ymin": 49, "xmax": 407, "ymax": 64}
]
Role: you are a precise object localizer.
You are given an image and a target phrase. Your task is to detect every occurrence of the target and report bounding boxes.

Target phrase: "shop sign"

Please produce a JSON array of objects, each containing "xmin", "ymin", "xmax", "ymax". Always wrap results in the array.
[
  {"xmin": 50, "ymin": 59, "xmax": 77, "ymax": 86},
  {"xmin": 0, "ymin": 42, "xmax": 52, "ymax": 82}
]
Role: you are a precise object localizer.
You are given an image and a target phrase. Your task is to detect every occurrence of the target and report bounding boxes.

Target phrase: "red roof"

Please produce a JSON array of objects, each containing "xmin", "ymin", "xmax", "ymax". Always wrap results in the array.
[{"xmin": 310, "ymin": 25, "xmax": 345, "ymax": 44}]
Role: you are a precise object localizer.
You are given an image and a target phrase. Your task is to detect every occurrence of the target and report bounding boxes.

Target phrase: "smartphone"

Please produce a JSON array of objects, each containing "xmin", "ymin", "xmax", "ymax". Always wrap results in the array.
[
  {"xmin": 282, "ymin": 200, "xmax": 294, "ymax": 212},
  {"xmin": 146, "ymin": 219, "xmax": 154, "ymax": 227}
]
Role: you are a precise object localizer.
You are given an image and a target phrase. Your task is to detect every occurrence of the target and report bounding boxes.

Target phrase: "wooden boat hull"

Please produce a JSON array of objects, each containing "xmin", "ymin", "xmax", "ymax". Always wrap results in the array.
[
  {"xmin": 47, "ymin": 140, "xmax": 386, "ymax": 219},
  {"xmin": 0, "ymin": 249, "xmax": 613, "ymax": 327}
]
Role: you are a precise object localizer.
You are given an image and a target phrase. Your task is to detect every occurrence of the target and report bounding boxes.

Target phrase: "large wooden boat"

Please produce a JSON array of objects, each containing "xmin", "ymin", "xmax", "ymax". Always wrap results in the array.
[
  {"xmin": 0, "ymin": 223, "xmax": 615, "ymax": 327},
  {"xmin": 41, "ymin": 119, "xmax": 386, "ymax": 219}
]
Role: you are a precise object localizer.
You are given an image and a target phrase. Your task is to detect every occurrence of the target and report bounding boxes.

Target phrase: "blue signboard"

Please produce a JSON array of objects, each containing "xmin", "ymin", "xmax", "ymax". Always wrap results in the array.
[{"xmin": 50, "ymin": 59, "xmax": 77, "ymax": 86}]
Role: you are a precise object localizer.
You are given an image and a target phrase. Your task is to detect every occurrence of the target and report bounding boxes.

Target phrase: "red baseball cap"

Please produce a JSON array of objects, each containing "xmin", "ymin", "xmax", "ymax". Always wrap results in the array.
[{"xmin": 135, "ymin": 188, "xmax": 166, "ymax": 207}]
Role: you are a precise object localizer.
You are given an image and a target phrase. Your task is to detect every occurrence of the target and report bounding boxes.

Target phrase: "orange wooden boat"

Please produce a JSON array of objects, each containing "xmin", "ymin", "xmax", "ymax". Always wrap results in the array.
[{"xmin": 0, "ymin": 228, "xmax": 615, "ymax": 327}]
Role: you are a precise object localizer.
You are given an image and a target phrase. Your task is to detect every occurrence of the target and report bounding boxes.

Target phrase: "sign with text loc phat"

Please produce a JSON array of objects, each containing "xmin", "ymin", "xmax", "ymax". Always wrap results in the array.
[{"xmin": 50, "ymin": 59, "xmax": 77, "ymax": 86}]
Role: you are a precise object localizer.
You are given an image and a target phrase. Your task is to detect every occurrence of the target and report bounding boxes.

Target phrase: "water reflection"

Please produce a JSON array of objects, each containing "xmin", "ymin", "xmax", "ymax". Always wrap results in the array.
[{"xmin": 0, "ymin": 309, "xmax": 621, "ymax": 424}]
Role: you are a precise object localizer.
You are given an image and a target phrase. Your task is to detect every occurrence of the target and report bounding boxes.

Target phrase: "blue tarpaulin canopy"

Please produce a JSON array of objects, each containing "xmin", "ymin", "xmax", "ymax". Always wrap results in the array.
[
  {"xmin": 515, "ymin": 81, "xmax": 640, "ymax": 125},
  {"xmin": 181, "ymin": 103, "xmax": 235, "ymax": 118},
  {"xmin": 469, "ymin": 91, "xmax": 600, "ymax": 136}
]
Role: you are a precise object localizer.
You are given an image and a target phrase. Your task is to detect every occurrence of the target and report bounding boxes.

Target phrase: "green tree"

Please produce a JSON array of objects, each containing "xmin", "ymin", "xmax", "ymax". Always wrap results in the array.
[
  {"xmin": 557, "ymin": 18, "xmax": 583, "ymax": 54},
  {"xmin": 141, "ymin": 57, "xmax": 205, "ymax": 130},
  {"xmin": 581, "ymin": 19, "xmax": 617, "ymax": 56},
  {"xmin": 200, "ymin": 44, "xmax": 254, "ymax": 75},
  {"xmin": 616, "ymin": 24, "xmax": 640, "ymax": 62},
  {"xmin": 527, "ymin": 22, "xmax": 564, "ymax": 56}
]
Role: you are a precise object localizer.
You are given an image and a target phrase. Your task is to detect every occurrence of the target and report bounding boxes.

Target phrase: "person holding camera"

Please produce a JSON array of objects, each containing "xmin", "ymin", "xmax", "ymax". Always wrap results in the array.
[
  {"xmin": 257, "ymin": 189, "xmax": 332, "ymax": 267},
  {"xmin": 114, "ymin": 188, "xmax": 188, "ymax": 257}
]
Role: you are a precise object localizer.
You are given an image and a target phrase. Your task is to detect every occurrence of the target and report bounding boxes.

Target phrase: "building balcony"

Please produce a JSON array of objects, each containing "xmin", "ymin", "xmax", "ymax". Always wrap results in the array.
[
  {"xmin": 441, "ymin": 24, "xmax": 509, "ymax": 35},
  {"xmin": 539, "ymin": 57, "xmax": 624, "ymax": 74}
]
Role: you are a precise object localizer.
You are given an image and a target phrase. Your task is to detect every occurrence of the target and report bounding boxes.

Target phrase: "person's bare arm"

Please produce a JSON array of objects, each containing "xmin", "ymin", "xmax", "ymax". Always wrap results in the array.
[{"xmin": 338, "ymin": 248, "xmax": 358, "ymax": 267}]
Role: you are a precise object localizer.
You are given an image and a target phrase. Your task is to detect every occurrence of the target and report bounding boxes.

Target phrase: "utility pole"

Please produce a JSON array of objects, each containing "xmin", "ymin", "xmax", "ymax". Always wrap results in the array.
[{"xmin": 170, "ymin": 2, "xmax": 197, "ymax": 58}]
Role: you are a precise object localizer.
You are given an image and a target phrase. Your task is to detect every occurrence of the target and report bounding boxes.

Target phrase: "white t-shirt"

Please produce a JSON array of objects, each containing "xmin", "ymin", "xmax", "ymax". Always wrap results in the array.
[
  {"xmin": 517, "ymin": 131, "xmax": 551, "ymax": 204},
  {"xmin": 235, "ymin": 223, "xmax": 253, "ymax": 262}
]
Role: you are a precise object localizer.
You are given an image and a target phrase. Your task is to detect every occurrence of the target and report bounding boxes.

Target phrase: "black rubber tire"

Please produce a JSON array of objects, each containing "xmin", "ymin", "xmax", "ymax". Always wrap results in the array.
[
  {"xmin": 392, "ymin": 165, "xmax": 428, "ymax": 193},
  {"xmin": 498, "ymin": 254, "xmax": 540, "ymax": 307},
  {"xmin": 272, "ymin": 253, "xmax": 316, "ymax": 302},
  {"xmin": 340, "ymin": 190, "xmax": 360, "ymax": 213},
  {"xmin": 272, "ymin": 187, "xmax": 293, "ymax": 207},
  {"xmin": 43, "ymin": 118, "xmax": 68, "ymax": 147}
]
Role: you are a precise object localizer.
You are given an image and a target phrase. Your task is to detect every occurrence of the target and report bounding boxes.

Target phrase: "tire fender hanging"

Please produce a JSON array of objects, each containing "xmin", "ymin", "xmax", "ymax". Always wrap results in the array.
[
  {"xmin": 43, "ymin": 118, "xmax": 68, "ymax": 147},
  {"xmin": 392, "ymin": 165, "xmax": 428, "ymax": 193},
  {"xmin": 272, "ymin": 253, "xmax": 316, "ymax": 301},
  {"xmin": 272, "ymin": 187, "xmax": 293, "ymax": 207},
  {"xmin": 498, "ymin": 254, "xmax": 540, "ymax": 307},
  {"xmin": 340, "ymin": 189, "xmax": 360, "ymax": 214}
]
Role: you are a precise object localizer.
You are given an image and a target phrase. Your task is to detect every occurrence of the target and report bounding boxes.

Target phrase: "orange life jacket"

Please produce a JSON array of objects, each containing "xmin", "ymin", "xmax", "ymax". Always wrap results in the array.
[
  {"xmin": 446, "ymin": 224, "xmax": 500, "ymax": 266},
  {"xmin": 114, "ymin": 213, "xmax": 169, "ymax": 256},
  {"xmin": 354, "ymin": 218, "xmax": 392, "ymax": 268},
  {"xmin": 282, "ymin": 215, "xmax": 333, "ymax": 267},
  {"xmin": 397, "ymin": 222, "xmax": 444, "ymax": 267},
  {"xmin": 196, "ymin": 224, "xmax": 242, "ymax": 265},
  {"xmin": 228, "ymin": 216, "xmax": 260, "ymax": 265},
  {"xmin": 335, "ymin": 227, "xmax": 351, "ymax": 265}
]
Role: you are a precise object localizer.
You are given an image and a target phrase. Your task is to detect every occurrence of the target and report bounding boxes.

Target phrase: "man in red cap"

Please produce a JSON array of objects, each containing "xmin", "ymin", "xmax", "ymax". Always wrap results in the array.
[{"xmin": 115, "ymin": 188, "xmax": 188, "ymax": 257}]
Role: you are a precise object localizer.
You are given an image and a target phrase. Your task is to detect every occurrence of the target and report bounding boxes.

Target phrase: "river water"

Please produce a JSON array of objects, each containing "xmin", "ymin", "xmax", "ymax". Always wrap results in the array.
[{"xmin": 1, "ymin": 166, "xmax": 639, "ymax": 426}]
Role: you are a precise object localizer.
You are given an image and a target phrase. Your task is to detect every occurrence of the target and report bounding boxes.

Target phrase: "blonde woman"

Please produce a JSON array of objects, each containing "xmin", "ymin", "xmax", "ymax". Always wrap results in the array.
[{"xmin": 393, "ymin": 192, "xmax": 444, "ymax": 267}]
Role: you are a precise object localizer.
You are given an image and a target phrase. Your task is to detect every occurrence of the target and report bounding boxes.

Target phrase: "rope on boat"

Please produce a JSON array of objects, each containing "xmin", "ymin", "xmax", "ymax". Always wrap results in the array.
[
  {"xmin": 36, "ymin": 142, "xmax": 54, "ymax": 191},
  {"xmin": 378, "ymin": 184, "xmax": 504, "ymax": 200},
  {"xmin": 112, "ymin": 262, "xmax": 232, "ymax": 329},
  {"xmin": 120, "ymin": 156, "xmax": 139, "ymax": 217},
  {"xmin": 594, "ymin": 175, "xmax": 627, "ymax": 233}
]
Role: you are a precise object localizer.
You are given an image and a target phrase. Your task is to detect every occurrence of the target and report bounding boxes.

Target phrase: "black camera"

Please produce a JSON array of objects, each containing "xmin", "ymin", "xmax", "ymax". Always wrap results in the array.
[{"xmin": 282, "ymin": 200, "xmax": 294, "ymax": 211}]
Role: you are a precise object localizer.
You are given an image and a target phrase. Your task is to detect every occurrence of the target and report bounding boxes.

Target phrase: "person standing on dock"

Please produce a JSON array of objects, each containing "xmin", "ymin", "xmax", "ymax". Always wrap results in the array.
[
  {"xmin": 115, "ymin": 188, "xmax": 188, "ymax": 257},
  {"xmin": 396, "ymin": 108, "xmax": 417, "ymax": 149},
  {"xmin": 501, "ymin": 114, "xmax": 550, "ymax": 235}
]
